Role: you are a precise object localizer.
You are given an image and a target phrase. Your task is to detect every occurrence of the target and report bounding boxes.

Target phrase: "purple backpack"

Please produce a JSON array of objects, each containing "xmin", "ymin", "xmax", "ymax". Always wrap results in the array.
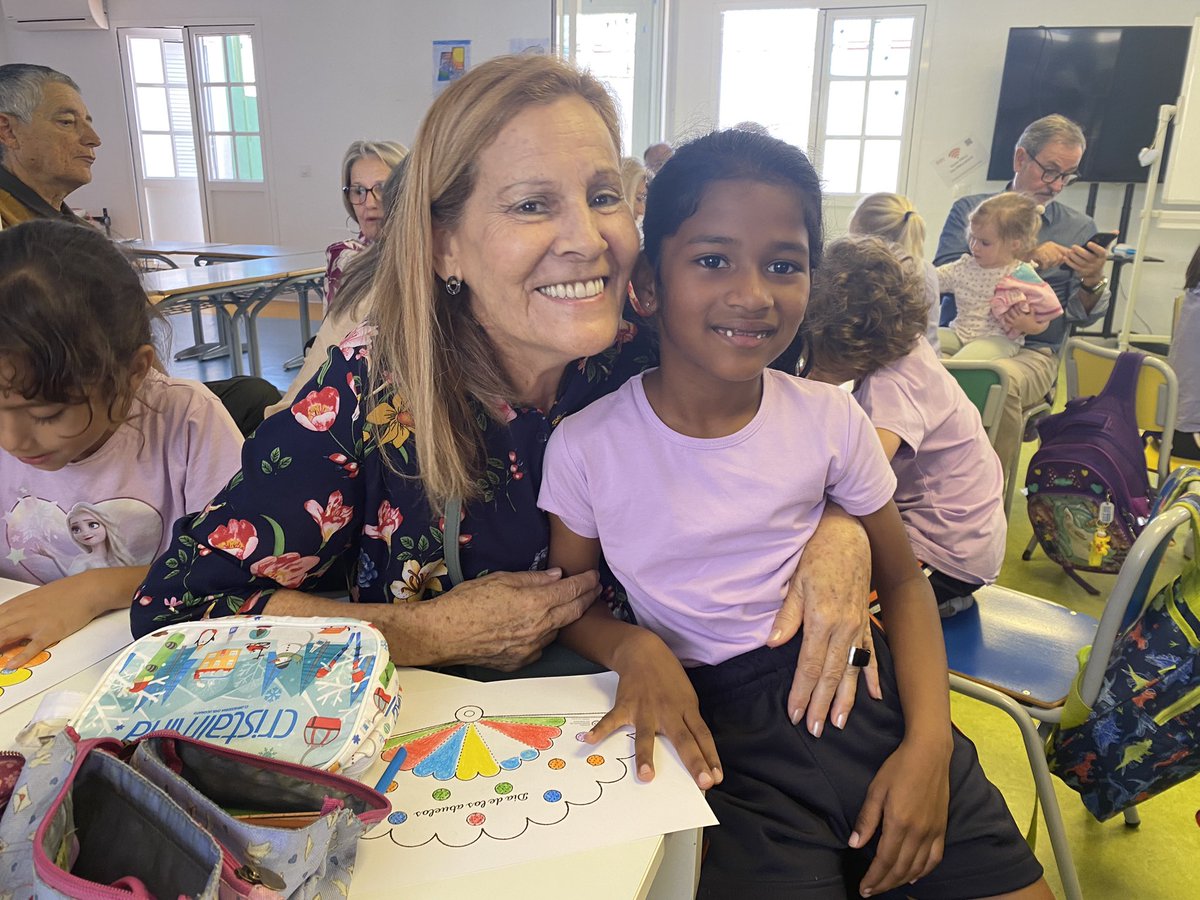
[{"xmin": 1024, "ymin": 350, "xmax": 1151, "ymax": 594}]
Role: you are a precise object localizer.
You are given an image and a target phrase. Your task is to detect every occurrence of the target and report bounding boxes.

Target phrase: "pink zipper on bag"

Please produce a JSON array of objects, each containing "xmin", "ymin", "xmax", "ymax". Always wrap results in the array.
[
  {"xmin": 30, "ymin": 737, "xmax": 200, "ymax": 899},
  {"xmin": 141, "ymin": 729, "xmax": 391, "ymax": 826}
]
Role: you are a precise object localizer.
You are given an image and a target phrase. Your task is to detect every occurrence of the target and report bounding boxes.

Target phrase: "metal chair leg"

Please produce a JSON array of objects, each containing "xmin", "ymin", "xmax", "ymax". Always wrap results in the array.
[{"xmin": 948, "ymin": 676, "xmax": 1082, "ymax": 900}]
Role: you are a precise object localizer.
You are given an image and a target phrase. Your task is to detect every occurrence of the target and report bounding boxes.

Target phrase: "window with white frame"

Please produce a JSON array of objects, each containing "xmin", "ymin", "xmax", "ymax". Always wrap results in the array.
[
  {"xmin": 193, "ymin": 32, "xmax": 264, "ymax": 181},
  {"xmin": 125, "ymin": 35, "xmax": 197, "ymax": 179},
  {"xmin": 717, "ymin": 4, "xmax": 924, "ymax": 196},
  {"xmin": 556, "ymin": 0, "xmax": 666, "ymax": 159},
  {"xmin": 814, "ymin": 8, "xmax": 924, "ymax": 194}
]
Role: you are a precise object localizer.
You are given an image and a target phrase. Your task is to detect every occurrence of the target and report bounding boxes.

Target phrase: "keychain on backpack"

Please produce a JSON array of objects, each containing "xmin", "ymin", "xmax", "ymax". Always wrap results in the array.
[{"xmin": 1089, "ymin": 501, "xmax": 1115, "ymax": 567}]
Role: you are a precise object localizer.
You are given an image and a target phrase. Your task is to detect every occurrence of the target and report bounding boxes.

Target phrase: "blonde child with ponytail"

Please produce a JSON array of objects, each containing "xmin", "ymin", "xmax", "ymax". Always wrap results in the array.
[{"xmin": 848, "ymin": 193, "xmax": 941, "ymax": 352}]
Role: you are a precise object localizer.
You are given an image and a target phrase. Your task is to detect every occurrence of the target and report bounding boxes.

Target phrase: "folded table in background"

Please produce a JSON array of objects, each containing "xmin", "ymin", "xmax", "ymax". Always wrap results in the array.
[{"xmin": 142, "ymin": 252, "xmax": 326, "ymax": 377}]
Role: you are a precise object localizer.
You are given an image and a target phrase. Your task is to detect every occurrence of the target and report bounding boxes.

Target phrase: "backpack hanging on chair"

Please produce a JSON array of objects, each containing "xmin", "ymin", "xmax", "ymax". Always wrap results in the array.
[
  {"xmin": 1024, "ymin": 350, "xmax": 1152, "ymax": 594},
  {"xmin": 1048, "ymin": 484, "xmax": 1200, "ymax": 821}
]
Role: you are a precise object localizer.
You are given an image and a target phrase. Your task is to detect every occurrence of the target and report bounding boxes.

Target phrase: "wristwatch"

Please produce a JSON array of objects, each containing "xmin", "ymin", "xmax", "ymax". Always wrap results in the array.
[{"xmin": 1080, "ymin": 276, "xmax": 1109, "ymax": 295}]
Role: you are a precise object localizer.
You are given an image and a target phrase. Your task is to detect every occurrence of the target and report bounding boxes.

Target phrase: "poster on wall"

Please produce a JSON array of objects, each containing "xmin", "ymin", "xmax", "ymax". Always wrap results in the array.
[{"xmin": 433, "ymin": 40, "xmax": 471, "ymax": 95}]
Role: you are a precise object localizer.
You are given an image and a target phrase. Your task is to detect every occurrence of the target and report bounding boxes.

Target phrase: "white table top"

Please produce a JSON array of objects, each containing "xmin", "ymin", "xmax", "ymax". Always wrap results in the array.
[
  {"xmin": 141, "ymin": 253, "xmax": 326, "ymax": 301},
  {"xmin": 0, "ymin": 604, "xmax": 693, "ymax": 899}
]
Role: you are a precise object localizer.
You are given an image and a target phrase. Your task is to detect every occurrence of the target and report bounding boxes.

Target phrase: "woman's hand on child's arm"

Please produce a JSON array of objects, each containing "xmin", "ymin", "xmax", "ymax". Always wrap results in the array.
[
  {"xmin": 851, "ymin": 733, "xmax": 951, "ymax": 896},
  {"xmin": 0, "ymin": 566, "xmax": 148, "ymax": 668},
  {"xmin": 770, "ymin": 502, "xmax": 880, "ymax": 737},
  {"xmin": 548, "ymin": 515, "xmax": 723, "ymax": 790}
]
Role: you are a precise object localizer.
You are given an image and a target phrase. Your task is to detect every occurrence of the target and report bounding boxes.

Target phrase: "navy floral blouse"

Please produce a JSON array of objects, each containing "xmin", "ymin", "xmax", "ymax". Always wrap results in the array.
[{"xmin": 131, "ymin": 321, "xmax": 654, "ymax": 637}]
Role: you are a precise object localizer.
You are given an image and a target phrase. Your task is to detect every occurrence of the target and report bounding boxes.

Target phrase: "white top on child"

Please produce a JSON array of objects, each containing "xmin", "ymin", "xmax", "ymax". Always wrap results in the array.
[{"xmin": 0, "ymin": 370, "xmax": 242, "ymax": 585}]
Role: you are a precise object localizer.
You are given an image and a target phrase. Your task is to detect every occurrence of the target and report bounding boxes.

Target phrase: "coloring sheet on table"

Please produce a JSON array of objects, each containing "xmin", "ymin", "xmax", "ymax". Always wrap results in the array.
[
  {"xmin": 0, "ymin": 577, "xmax": 132, "ymax": 714},
  {"xmin": 359, "ymin": 672, "xmax": 716, "ymax": 884}
]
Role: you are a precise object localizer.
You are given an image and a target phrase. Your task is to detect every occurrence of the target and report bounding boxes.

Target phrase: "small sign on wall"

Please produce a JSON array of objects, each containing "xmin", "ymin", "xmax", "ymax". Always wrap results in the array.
[
  {"xmin": 931, "ymin": 136, "xmax": 984, "ymax": 187},
  {"xmin": 433, "ymin": 39, "xmax": 471, "ymax": 95}
]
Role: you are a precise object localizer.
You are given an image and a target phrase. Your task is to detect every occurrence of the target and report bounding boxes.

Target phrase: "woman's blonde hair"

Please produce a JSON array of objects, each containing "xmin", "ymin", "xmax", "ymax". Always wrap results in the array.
[
  {"xmin": 620, "ymin": 156, "xmax": 647, "ymax": 212},
  {"xmin": 370, "ymin": 54, "xmax": 622, "ymax": 510},
  {"xmin": 848, "ymin": 192, "xmax": 926, "ymax": 260},
  {"xmin": 968, "ymin": 192, "xmax": 1043, "ymax": 258},
  {"xmin": 340, "ymin": 140, "xmax": 408, "ymax": 218}
]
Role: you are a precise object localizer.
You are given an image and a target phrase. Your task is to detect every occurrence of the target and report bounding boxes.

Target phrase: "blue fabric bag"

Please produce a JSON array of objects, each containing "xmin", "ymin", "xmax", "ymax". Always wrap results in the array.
[
  {"xmin": 0, "ymin": 727, "xmax": 390, "ymax": 897},
  {"xmin": 1047, "ymin": 491, "xmax": 1200, "ymax": 820}
]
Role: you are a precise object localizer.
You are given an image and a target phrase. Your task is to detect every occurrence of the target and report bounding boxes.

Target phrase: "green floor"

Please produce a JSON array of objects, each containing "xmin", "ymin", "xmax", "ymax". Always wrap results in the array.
[{"xmin": 949, "ymin": 436, "xmax": 1200, "ymax": 899}]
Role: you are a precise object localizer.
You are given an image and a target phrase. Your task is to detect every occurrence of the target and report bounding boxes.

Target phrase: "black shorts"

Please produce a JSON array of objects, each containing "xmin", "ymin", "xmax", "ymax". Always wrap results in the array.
[{"xmin": 686, "ymin": 626, "xmax": 1043, "ymax": 899}]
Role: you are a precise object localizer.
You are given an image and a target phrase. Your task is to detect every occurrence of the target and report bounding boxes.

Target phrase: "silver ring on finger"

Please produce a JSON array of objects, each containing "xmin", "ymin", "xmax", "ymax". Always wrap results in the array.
[{"xmin": 847, "ymin": 646, "xmax": 871, "ymax": 668}]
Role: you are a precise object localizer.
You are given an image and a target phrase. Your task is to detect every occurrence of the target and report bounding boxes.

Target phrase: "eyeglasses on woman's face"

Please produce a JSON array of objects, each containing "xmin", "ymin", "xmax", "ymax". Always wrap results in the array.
[
  {"xmin": 1028, "ymin": 152, "xmax": 1080, "ymax": 187},
  {"xmin": 343, "ymin": 183, "xmax": 384, "ymax": 205}
]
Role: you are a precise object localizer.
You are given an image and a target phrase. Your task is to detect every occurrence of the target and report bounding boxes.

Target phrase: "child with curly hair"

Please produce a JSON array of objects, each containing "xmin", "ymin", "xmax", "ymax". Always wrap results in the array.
[{"xmin": 806, "ymin": 234, "xmax": 1006, "ymax": 617}]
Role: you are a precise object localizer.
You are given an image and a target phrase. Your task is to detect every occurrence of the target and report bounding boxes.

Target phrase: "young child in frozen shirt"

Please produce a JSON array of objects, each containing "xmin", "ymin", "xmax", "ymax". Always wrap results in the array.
[
  {"xmin": 538, "ymin": 130, "xmax": 1050, "ymax": 900},
  {"xmin": 938, "ymin": 192, "xmax": 1062, "ymax": 360},
  {"xmin": 805, "ymin": 234, "xmax": 1006, "ymax": 619},
  {"xmin": 0, "ymin": 220, "xmax": 243, "ymax": 666}
]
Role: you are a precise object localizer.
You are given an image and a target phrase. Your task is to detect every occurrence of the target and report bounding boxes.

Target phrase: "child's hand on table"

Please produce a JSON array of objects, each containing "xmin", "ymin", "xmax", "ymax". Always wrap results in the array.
[
  {"xmin": 850, "ymin": 734, "xmax": 952, "ymax": 897},
  {"xmin": 586, "ymin": 628, "xmax": 723, "ymax": 791},
  {"xmin": 0, "ymin": 567, "xmax": 145, "ymax": 668}
]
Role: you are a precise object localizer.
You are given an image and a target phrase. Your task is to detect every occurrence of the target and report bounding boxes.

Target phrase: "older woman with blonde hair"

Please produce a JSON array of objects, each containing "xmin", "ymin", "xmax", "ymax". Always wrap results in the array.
[
  {"xmin": 325, "ymin": 139, "xmax": 407, "ymax": 307},
  {"xmin": 134, "ymin": 55, "xmax": 874, "ymax": 765}
]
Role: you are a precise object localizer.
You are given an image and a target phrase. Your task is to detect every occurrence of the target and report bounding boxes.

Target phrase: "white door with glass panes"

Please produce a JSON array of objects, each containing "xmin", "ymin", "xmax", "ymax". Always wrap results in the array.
[
  {"xmin": 188, "ymin": 26, "xmax": 275, "ymax": 243},
  {"xmin": 120, "ymin": 28, "xmax": 205, "ymax": 242},
  {"xmin": 556, "ymin": 0, "xmax": 665, "ymax": 157}
]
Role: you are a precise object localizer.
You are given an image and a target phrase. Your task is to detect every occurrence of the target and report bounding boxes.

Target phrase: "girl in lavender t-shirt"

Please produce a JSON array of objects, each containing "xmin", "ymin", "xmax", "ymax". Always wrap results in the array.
[
  {"xmin": 805, "ymin": 235, "xmax": 1006, "ymax": 618},
  {"xmin": 0, "ymin": 221, "xmax": 243, "ymax": 667},
  {"xmin": 539, "ymin": 132, "xmax": 1046, "ymax": 900}
]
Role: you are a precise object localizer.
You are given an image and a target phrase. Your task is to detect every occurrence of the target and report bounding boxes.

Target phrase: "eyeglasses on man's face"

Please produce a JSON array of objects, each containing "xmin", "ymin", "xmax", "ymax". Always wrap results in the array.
[
  {"xmin": 343, "ymin": 183, "xmax": 384, "ymax": 205},
  {"xmin": 1028, "ymin": 152, "xmax": 1080, "ymax": 187}
]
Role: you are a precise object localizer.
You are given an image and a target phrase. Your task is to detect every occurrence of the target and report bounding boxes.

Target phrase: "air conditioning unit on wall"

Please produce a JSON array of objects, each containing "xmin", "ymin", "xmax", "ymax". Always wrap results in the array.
[{"xmin": 2, "ymin": 0, "xmax": 109, "ymax": 31}]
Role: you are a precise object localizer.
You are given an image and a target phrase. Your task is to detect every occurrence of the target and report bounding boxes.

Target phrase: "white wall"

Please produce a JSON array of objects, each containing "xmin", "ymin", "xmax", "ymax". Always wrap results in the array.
[
  {"xmin": 668, "ymin": 0, "xmax": 1200, "ymax": 334},
  {"xmin": 0, "ymin": 0, "xmax": 551, "ymax": 248}
]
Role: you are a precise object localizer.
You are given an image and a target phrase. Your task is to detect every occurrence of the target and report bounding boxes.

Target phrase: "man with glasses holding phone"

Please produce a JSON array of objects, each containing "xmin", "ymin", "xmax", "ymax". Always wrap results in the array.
[{"xmin": 935, "ymin": 114, "xmax": 1112, "ymax": 481}]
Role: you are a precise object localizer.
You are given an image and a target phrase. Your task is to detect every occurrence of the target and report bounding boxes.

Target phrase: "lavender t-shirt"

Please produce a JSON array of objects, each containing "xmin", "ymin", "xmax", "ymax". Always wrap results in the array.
[
  {"xmin": 853, "ymin": 339, "xmax": 1005, "ymax": 584},
  {"xmin": 540, "ymin": 369, "xmax": 896, "ymax": 667},
  {"xmin": 0, "ymin": 371, "xmax": 243, "ymax": 585}
]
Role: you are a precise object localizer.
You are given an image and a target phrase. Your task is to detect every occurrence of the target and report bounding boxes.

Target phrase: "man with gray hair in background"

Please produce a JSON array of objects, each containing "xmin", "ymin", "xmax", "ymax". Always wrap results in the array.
[
  {"xmin": 0, "ymin": 63, "xmax": 100, "ymax": 228},
  {"xmin": 935, "ymin": 114, "xmax": 1113, "ymax": 482}
]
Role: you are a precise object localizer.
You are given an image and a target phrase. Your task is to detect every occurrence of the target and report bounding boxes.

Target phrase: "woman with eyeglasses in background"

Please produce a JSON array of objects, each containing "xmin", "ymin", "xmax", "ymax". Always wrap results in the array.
[{"xmin": 327, "ymin": 140, "xmax": 408, "ymax": 308}]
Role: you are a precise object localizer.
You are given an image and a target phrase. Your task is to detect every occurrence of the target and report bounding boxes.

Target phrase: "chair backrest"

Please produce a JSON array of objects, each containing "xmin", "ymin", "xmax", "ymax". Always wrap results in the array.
[
  {"xmin": 1077, "ymin": 495, "xmax": 1197, "ymax": 708},
  {"xmin": 943, "ymin": 359, "xmax": 1009, "ymax": 446},
  {"xmin": 1063, "ymin": 337, "xmax": 1179, "ymax": 483}
]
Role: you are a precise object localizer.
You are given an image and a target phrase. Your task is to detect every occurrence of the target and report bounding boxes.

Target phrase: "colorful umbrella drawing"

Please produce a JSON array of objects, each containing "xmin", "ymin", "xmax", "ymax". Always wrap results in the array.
[{"xmin": 382, "ymin": 705, "xmax": 566, "ymax": 781}]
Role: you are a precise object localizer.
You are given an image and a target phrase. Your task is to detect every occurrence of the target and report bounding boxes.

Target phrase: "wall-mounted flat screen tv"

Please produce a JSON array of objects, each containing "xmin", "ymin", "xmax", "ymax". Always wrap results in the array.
[{"xmin": 988, "ymin": 26, "xmax": 1192, "ymax": 183}]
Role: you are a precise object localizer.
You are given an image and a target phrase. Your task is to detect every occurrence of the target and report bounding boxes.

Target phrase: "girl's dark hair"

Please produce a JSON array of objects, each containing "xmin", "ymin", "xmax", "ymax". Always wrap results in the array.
[
  {"xmin": 0, "ymin": 219, "xmax": 154, "ymax": 420},
  {"xmin": 802, "ymin": 234, "xmax": 927, "ymax": 382},
  {"xmin": 642, "ymin": 128, "xmax": 824, "ymax": 275},
  {"xmin": 1186, "ymin": 242, "xmax": 1200, "ymax": 292}
]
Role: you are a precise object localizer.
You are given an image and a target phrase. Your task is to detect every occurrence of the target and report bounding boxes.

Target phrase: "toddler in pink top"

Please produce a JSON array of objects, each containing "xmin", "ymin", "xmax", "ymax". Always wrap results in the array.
[
  {"xmin": 538, "ymin": 131, "xmax": 1047, "ymax": 900},
  {"xmin": 938, "ymin": 192, "xmax": 1062, "ymax": 360},
  {"xmin": 0, "ymin": 220, "xmax": 242, "ymax": 667}
]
